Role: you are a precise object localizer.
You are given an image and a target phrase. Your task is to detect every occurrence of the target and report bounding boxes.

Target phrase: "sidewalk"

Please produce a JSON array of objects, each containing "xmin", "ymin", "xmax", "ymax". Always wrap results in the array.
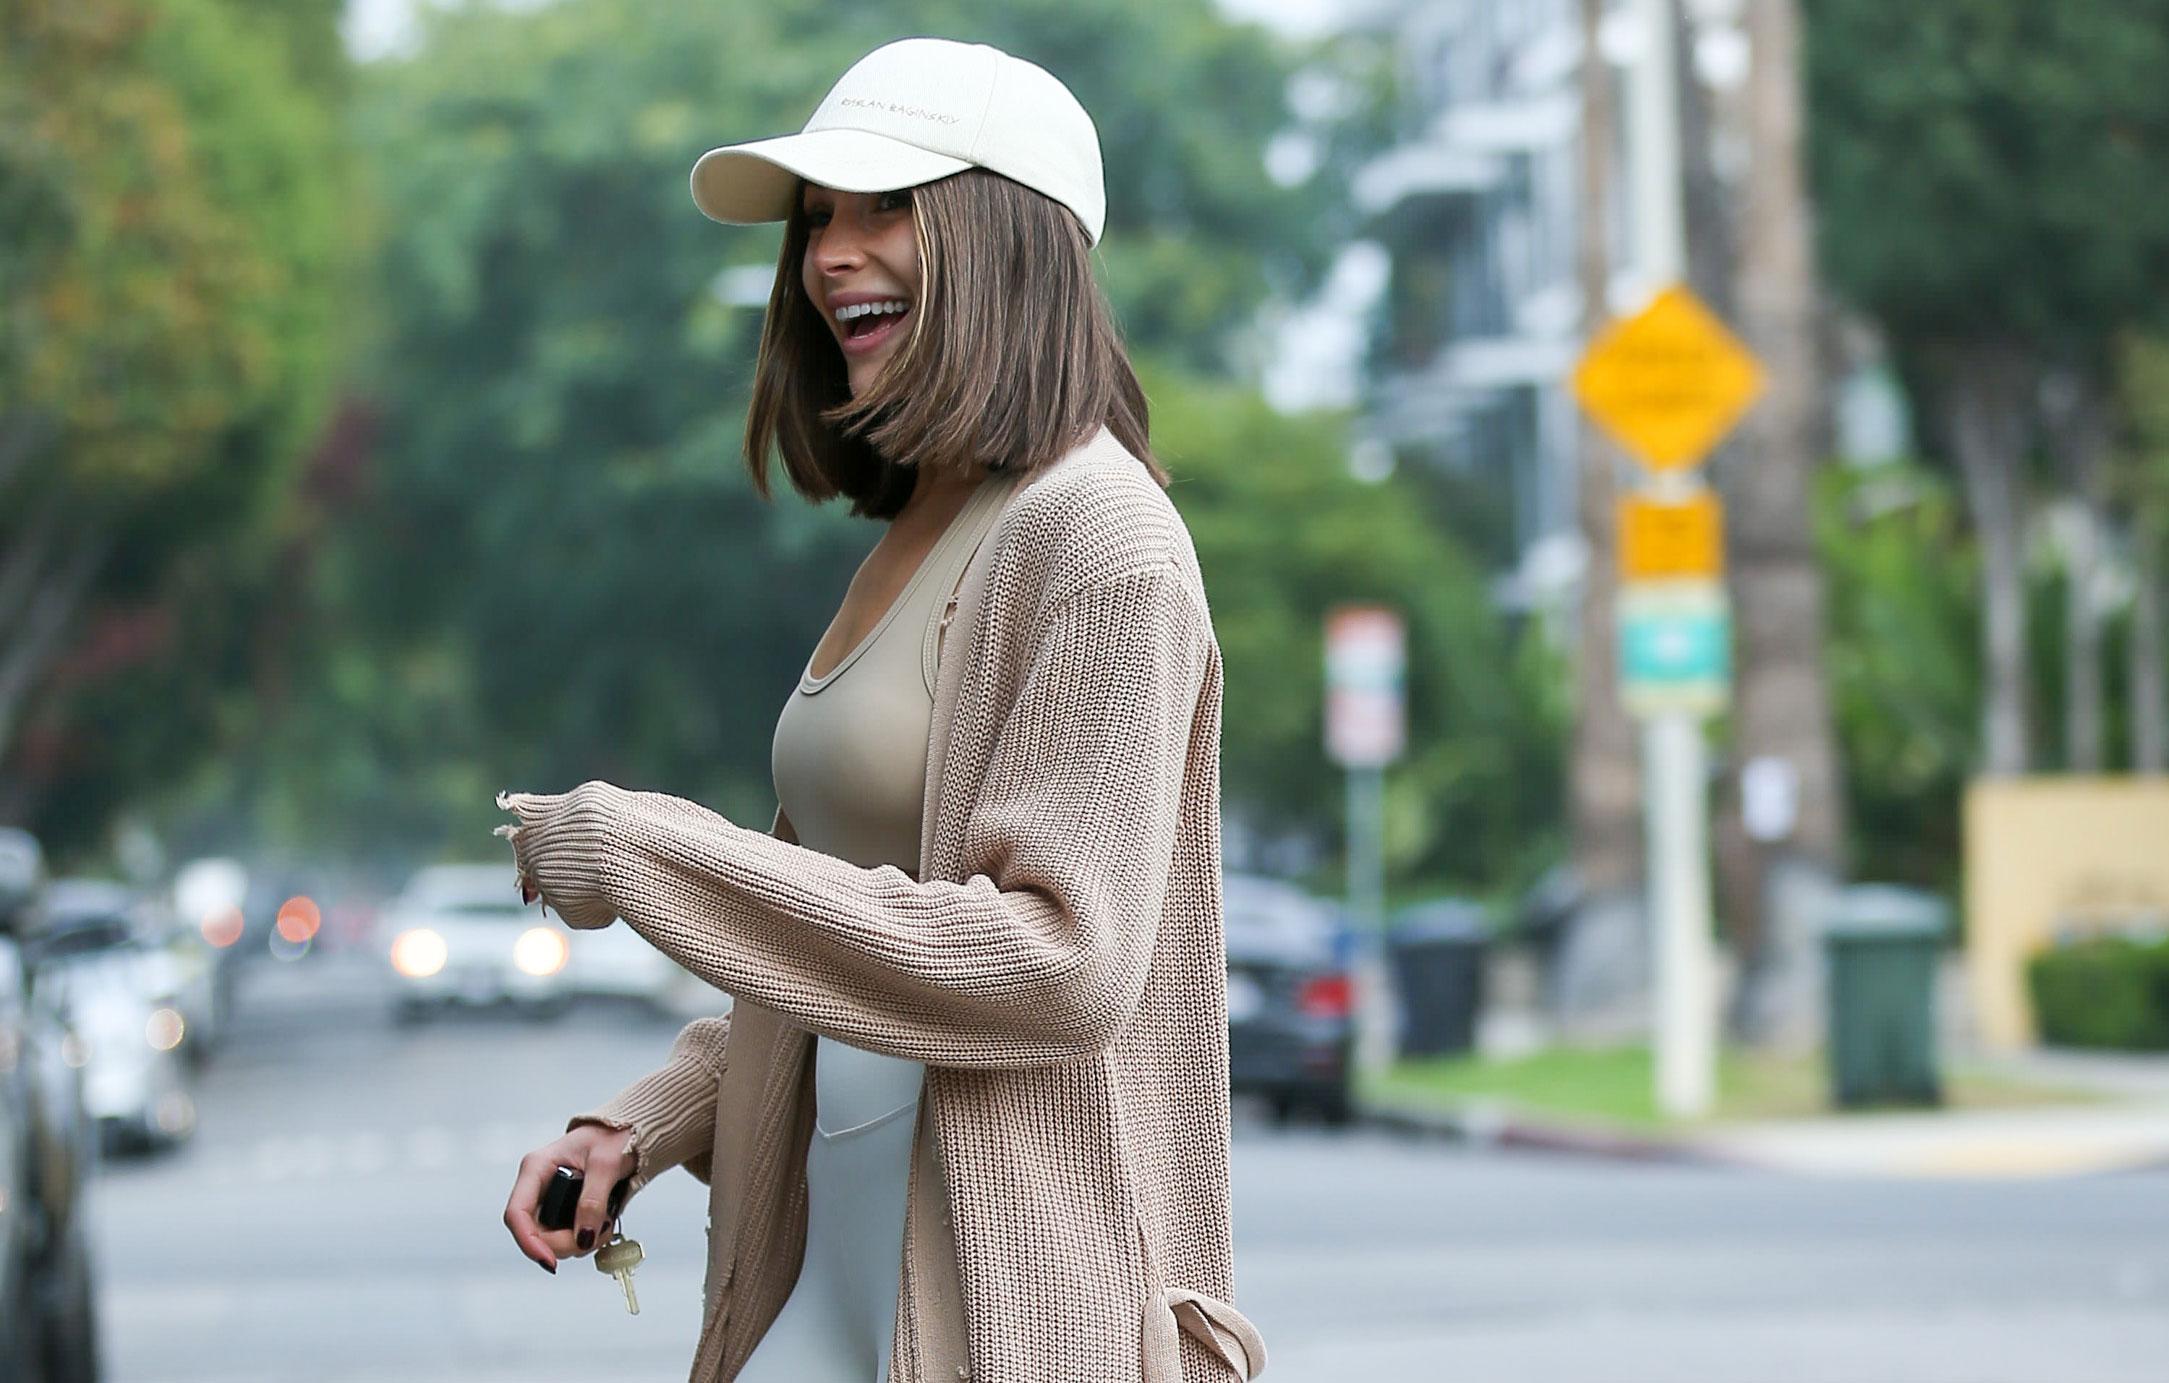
[{"xmin": 1360, "ymin": 1047, "xmax": 2169, "ymax": 1179}]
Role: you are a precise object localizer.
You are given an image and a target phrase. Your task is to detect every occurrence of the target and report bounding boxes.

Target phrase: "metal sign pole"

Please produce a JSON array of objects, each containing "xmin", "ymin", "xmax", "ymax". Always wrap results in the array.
[
  {"xmin": 1326, "ymin": 606, "xmax": 1406, "ymax": 1075},
  {"xmin": 1647, "ymin": 711, "xmax": 1717, "ymax": 1114},
  {"xmin": 1627, "ymin": 0, "xmax": 1716, "ymax": 1119},
  {"xmin": 1347, "ymin": 762, "xmax": 1392, "ymax": 1073}
]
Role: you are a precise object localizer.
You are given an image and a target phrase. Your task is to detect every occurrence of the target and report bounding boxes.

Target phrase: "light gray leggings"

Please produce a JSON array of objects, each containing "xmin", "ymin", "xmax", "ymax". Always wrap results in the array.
[{"xmin": 732, "ymin": 1035, "xmax": 925, "ymax": 1383}]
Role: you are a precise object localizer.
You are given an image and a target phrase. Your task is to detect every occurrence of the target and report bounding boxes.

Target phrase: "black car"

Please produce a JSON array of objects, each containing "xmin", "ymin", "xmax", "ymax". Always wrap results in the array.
[
  {"xmin": 0, "ymin": 829, "xmax": 101, "ymax": 1382},
  {"xmin": 1222, "ymin": 873, "xmax": 1356, "ymax": 1125}
]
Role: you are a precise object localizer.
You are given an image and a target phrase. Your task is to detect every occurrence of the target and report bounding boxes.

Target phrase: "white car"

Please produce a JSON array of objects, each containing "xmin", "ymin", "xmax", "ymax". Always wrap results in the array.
[
  {"xmin": 381, "ymin": 864, "xmax": 577, "ymax": 1022},
  {"xmin": 29, "ymin": 882, "xmax": 199, "ymax": 1153},
  {"xmin": 563, "ymin": 916, "xmax": 698, "ymax": 1010}
]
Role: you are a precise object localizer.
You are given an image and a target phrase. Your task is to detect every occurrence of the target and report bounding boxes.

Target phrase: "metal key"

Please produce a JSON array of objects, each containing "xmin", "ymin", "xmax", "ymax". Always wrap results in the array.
[{"xmin": 594, "ymin": 1230, "xmax": 645, "ymax": 1314}]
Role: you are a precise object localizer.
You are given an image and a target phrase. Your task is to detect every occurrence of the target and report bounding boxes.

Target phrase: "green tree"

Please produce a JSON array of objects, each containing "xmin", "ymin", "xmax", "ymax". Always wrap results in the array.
[
  {"xmin": 1813, "ymin": 465, "xmax": 1981, "ymax": 892},
  {"xmin": 305, "ymin": 0, "xmax": 1384, "ymax": 854},
  {"xmin": 1146, "ymin": 364, "xmax": 1564, "ymax": 899},
  {"xmin": 0, "ymin": 0, "xmax": 350, "ymax": 853},
  {"xmin": 2118, "ymin": 335, "xmax": 2169, "ymax": 773},
  {"xmin": 1806, "ymin": 0, "xmax": 2169, "ymax": 775}
]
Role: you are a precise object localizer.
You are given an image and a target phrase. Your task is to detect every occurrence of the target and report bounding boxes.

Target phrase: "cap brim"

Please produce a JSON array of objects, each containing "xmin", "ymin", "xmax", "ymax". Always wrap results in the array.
[{"xmin": 690, "ymin": 128, "xmax": 974, "ymax": 226}]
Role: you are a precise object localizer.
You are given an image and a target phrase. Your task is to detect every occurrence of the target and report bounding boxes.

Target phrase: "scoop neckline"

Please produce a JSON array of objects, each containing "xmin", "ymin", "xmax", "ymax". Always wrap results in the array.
[{"xmin": 797, "ymin": 475, "xmax": 1001, "ymax": 693}]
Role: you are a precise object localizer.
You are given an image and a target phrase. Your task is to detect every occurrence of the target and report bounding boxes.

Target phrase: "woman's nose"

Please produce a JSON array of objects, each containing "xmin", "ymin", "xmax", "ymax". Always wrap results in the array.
[{"xmin": 815, "ymin": 215, "xmax": 869, "ymax": 273}]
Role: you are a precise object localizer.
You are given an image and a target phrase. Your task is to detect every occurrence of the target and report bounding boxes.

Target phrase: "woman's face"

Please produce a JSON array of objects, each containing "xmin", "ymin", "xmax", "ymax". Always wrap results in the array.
[{"xmin": 799, "ymin": 183, "xmax": 921, "ymax": 396}]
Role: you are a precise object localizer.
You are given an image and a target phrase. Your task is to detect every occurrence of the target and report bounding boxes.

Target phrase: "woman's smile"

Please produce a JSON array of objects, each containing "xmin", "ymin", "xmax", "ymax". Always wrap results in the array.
[{"xmin": 827, "ymin": 291, "xmax": 914, "ymax": 356}]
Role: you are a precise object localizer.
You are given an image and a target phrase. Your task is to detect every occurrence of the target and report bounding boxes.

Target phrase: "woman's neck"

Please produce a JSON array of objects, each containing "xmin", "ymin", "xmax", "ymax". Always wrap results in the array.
[{"xmin": 896, "ymin": 464, "xmax": 981, "ymax": 526}]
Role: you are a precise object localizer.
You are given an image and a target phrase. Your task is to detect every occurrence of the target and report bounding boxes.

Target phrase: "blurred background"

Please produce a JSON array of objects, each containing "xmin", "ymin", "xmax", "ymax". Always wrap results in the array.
[{"xmin": 2, "ymin": 0, "xmax": 2167, "ymax": 1379}]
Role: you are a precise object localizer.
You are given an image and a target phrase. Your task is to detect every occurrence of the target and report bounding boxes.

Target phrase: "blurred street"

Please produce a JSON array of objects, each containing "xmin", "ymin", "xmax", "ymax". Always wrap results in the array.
[{"xmin": 89, "ymin": 954, "xmax": 2169, "ymax": 1383}]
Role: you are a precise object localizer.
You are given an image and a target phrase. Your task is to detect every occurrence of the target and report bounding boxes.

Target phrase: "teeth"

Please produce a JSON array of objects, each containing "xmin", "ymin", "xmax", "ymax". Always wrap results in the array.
[{"xmin": 834, "ymin": 299, "xmax": 910, "ymax": 322}]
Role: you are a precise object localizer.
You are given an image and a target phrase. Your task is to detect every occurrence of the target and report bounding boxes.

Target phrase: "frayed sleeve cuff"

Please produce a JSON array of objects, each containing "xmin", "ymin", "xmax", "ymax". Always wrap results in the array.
[{"xmin": 565, "ymin": 1013, "xmax": 729, "ymax": 1193}]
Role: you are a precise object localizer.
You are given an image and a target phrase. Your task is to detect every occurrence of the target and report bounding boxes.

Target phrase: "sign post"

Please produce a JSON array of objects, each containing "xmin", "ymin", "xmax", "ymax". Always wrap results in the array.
[
  {"xmin": 1572, "ymin": 37, "xmax": 1766, "ymax": 1114},
  {"xmin": 1325, "ymin": 605, "xmax": 1405, "ymax": 1073}
]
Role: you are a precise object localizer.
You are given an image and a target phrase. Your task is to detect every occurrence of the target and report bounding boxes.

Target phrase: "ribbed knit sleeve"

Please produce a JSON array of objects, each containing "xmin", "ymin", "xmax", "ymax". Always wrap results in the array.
[
  {"xmin": 564, "ymin": 1012, "xmax": 730, "ymax": 1194},
  {"xmin": 509, "ymin": 562, "xmax": 1211, "ymax": 1070},
  {"xmin": 554, "ymin": 807, "xmax": 807, "ymax": 1193}
]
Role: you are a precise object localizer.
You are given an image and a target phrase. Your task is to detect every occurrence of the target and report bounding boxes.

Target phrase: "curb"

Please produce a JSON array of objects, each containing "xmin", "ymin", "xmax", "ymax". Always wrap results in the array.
[
  {"xmin": 1361, "ymin": 1098, "xmax": 2169, "ymax": 1179},
  {"xmin": 1359, "ymin": 1100, "xmax": 1749, "ymax": 1169}
]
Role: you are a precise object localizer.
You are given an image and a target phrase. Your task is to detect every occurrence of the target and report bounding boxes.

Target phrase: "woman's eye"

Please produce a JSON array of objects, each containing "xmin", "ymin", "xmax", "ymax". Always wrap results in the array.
[
  {"xmin": 804, "ymin": 206, "xmax": 831, "ymax": 228},
  {"xmin": 875, "ymin": 190, "xmax": 912, "ymax": 213}
]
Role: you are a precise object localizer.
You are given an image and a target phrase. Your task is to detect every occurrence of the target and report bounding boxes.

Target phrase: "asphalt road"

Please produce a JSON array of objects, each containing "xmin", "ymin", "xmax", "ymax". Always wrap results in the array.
[{"xmin": 88, "ymin": 949, "xmax": 2169, "ymax": 1383}]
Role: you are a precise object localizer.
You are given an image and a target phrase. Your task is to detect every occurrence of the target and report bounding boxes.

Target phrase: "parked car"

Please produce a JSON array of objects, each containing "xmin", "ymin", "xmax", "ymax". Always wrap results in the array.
[
  {"xmin": 26, "ymin": 880, "xmax": 198, "ymax": 1155},
  {"xmin": 157, "ymin": 920, "xmax": 227, "ymax": 1071},
  {"xmin": 380, "ymin": 864, "xmax": 575, "ymax": 1023},
  {"xmin": 562, "ymin": 917, "xmax": 698, "ymax": 1012},
  {"xmin": 1221, "ymin": 873, "xmax": 1356, "ymax": 1125},
  {"xmin": 0, "ymin": 830, "xmax": 102, "ymax": 1383}
]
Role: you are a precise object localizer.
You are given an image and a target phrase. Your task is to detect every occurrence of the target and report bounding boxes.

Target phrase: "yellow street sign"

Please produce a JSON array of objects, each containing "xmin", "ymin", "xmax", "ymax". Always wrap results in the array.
[
  {"xmin": 1620, "ymin": 489, "xmax": 1725, "ymax": 581},
  {"xmin": 1573, "ymin": 284, "xmax": 1766, "ymax": 471}
]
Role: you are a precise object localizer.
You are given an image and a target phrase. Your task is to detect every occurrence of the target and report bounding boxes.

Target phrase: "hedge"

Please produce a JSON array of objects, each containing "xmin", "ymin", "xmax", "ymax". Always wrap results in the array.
[{"xmin": 2027, "ymin": 935, "xmax": 2169, "ymax": 1050}]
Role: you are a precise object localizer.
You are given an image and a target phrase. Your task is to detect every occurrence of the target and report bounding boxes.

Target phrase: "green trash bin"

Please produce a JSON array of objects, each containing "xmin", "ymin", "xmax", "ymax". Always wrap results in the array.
[{"xmin": 1824, "ymin": 886, "xmax": 1950, "ymax": 1108}]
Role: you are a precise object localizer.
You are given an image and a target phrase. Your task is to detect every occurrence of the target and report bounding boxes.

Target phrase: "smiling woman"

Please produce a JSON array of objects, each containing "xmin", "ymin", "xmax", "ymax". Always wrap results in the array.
[{"xmin": 494, "ymin": 36, "xmax": 1260, "ymax": 1383}]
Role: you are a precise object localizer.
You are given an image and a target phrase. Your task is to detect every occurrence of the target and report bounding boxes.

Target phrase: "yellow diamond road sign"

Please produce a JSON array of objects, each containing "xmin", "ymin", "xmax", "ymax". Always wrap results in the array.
[{"xmin": 1573, "ymin": 284, "xmax": 1766, "ymax": 472}]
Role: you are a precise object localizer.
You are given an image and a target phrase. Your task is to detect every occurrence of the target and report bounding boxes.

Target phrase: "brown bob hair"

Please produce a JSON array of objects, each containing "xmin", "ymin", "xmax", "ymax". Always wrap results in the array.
[{"xmin": 742, "ymin": 168, "xmax": 1165, "ymax": 519}]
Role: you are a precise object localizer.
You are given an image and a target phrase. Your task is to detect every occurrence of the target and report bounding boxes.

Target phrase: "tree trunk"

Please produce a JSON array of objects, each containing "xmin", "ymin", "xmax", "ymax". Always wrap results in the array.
[
  {"xmin": 1936, "ymin": 342, "xmax": 2036, "ymax": 776},
  {"xmin": 0, "ymin": 412, "xmax": 54, "ymax": 500},
  {"xmin": 2134, "ymin": 523, "xmax": 2167, "ymax": 774},
  {"xmin": 1675, "ymin": 0, "xmax": 1733, "ymax": 321},
  {"xmin": 1718, "ymin": 0, "xmax": 1848, "ymax": 1048},
  {"xmin": 1552, "ymin": 0, "xmax": 1651, "ymax": 1038},
  {"xmin": 0, "ymin": 526, "xmax": 111, "ymax": 764},
  {"xmin": 2040, "ymin": 366, "xmax": 2111, "ymax": 773},
  {"xmin": 0, "ymin": 492, "xmax": 65, "ymax": 642},
  {"xmin": 1571, "ymin": 0, "xmax": 1640, "ymax": 895}
]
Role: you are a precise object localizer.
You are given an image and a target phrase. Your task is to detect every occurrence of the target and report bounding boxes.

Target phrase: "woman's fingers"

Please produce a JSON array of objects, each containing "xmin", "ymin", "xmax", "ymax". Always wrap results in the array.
[
  {"xmin": 504, "ymin": 1148, "xmax": 567, "ymax": 1272},
  {"xmin": 573, "ymin": 1143, "xmax": 630, "ymax": 1254}
]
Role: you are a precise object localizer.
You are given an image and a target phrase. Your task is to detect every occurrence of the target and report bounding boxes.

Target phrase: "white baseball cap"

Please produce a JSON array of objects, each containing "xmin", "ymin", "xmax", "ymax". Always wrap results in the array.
[{"xmin": 689, "ymin": 37, "xmax": 1107, "ymax": 245}]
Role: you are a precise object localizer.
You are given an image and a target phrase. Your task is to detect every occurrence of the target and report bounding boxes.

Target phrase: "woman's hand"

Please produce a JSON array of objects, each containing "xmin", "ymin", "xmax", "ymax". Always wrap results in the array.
[
  {"xmin": 494, "ymin": 781, "xmax": 627, "ymax": 930},
  {"xmin": 503, "ymin": 1123, "xmax": 638, "ymax": 1273}
]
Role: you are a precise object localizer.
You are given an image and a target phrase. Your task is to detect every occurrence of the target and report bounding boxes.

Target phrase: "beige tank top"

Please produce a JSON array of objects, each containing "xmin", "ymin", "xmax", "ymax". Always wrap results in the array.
[
  {"xmin": 774, "ymin": 467, "xmax": 1017, "ymax": 872},
  {"xmin": 751, "ymin": 468, "xmax": 1016, "ymax": 1381}
]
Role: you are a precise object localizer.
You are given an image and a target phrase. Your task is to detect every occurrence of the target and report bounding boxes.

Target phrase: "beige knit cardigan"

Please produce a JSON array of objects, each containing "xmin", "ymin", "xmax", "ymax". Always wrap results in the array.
[{"xmin": 495, "ymin": 428, "xmax": 1267, "ymax": 1383}]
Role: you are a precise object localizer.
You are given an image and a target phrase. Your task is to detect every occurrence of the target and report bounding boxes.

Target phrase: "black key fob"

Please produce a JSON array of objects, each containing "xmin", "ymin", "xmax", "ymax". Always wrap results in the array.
[{"xmin": 537, "ymin": 1164, "xmax": 632, "ymax": 1232}]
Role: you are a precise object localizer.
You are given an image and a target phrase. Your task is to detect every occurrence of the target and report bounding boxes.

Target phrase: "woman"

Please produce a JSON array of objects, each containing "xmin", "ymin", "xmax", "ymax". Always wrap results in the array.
[{"xmin": 495, "ymin": 36, "xmax": 1264, "ymax": 1383}]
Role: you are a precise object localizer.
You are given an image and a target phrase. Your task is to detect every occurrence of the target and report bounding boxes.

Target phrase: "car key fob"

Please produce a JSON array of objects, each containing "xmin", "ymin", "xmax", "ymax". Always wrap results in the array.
[{"xmin": 537, "ymin": 1164, "xmax": 632, "ymax": 1232}]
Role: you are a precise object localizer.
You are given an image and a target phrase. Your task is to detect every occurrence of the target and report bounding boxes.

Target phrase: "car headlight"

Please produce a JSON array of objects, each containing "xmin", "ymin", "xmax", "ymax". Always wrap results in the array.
[
  {"xmin": 146, "ymin": 1007, "xmax": 186, "ymax": 1051},
  {"xmin": 513, "ymin": 927, "xmax": 568, "ymax": 977},
  {"xmin": 390, "ymin": 928, "xmax": 448, "ymax": 978}
]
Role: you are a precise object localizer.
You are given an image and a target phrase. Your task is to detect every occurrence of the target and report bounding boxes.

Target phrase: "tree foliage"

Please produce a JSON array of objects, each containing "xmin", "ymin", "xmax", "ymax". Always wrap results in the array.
[
  {"xmin": 0, "ymin": 0, "xmax": 350, "ymax": 855},
  {"xmin": 1145, "ymin": 365, "xmax": 1563, "ymax": 898},
  {"xmin": 321, "ymin": 0, "xmax": 1387, "ymax": 852},
  {"xmin": 1805, "ymin": 0, "xmax": 2169, "ymax": 781},
  {"xmin": 1806, "ymin": 0, "xmax": 2169, "ymax": 350},
  {"xmin": 1813, "ymin": 456, "xmax": 2161, "ymax": 890}
]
